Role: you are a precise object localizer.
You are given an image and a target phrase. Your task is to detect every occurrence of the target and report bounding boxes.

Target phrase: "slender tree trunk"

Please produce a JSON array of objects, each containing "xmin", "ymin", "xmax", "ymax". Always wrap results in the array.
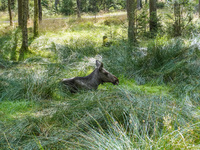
[
  {"xmin": 149, "ymin": 0, "xmax": 157, "ymax": 33},
  {"xmin": 127, "ymin": 0, "xmax": 137, "ymax": 45},
  {"xmin": 27, "ymin": 0, "xmax": 30, "ymax": 20},
  {"xmin": 174, "ymin": 1, "xmax": 181, "ymax": 36},
  {"xmin": 34, "ymin": 0, "xmax": 39, "ymax": 37},
  {"xmin": 55, "ymin": 0, "xmax": 57, "ymax": 11},
  {"xmin": 18, "ymin": 0, "xmax": 22, "ymax": 27},
  {"xmin": 38, "ymin": 0, "xmax": 42, "ymax": 23},
  {"xmin": 19, "ymin": 0, "xmax": 28, "ymax": 61},
  {"xmin": 8, "ymin": 0, "xmax": 13, "ymax": 26},
  {"xmin": 55, "ymin": 0, "xmax": 60, "ymax": 11},
  {"xmin": 137, "ymin": 0, "xmax": 142, "ymax": 9},
  {"xmin": 77, "ymin": 0, "xmax": 81, "ymax": 18}
]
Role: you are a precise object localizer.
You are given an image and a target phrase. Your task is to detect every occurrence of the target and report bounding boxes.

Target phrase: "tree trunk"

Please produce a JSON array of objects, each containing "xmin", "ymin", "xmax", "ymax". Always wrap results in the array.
[
  {"xmin": 8, "ymin": 0, "xmax": 13, "ymax": 26},
  {"xmin": 34, "ymin": 0, "xmax": 39, "ymax": 37},
  {"xmin": 38, "ymin": 0, "xmax": 42, "ymax": 23},
  {"xmin": 174, "ymin": 1, "xmax": 181, "ymax": 36},
  {"xmin": 127, "ymin": 0, "xmax": 136, "ymax": 45},
  {"xmin": 149, "ymin": 0, "xmax": 157, "ymax": 33},
  {"xmin": 27, "ymin": 0, "xmax": 30, "ymax": 20},
  {"xmin": 19, "ymin": 0, "xmax": 28, "ymax": 61},
  {"xmin": 55, "ymin": 0, "xmax": 60, "ymax": 11},
  {"xmin": 77, "ymin": 0, "xmax": 81, "ymax": 18},
  {"xmin": 18, "ymin": 0, "xmax": 22, "ymax": 27},
  {"xmin": 137, "ymin": 0, "xmax": 142, "ymax": 9}
]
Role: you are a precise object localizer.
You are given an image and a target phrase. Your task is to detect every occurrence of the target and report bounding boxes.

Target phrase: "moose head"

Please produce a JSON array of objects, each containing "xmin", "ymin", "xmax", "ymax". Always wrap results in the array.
[{"xmin": 95, "ymin": 60, "xmax": 119, "ymax": 85}]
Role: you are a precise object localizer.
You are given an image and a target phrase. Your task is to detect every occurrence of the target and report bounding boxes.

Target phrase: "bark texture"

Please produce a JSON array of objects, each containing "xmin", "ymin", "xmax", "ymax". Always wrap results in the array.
[
  {"xmin": 8, "ymin": 0, "xmax": 13, "ymax": 26},
  {"xmin": 149, "ymin": 0, "xmax": 157, "ymax": 33},
  {"xmin": 77, "ymin": 0, "xmax": 81, "ymax": 18},
  {"xmin": 127, "ymin": 0, "xmax": 137, "ymax": 45},
  {"xmin": 174, "ymin": 1, "xmax": 181, "ymax": 36},
  {"xmin": 18, "ymin": 0, "xmax": 22, "ymax": 27},
  {"xmin": 34, "ymin": 0, "xmax": 39, "ymax": 37},
  {"xmin": 19, "ymin": 0, "xmax": 28, "ymax": 61},
  {"xmin": 38, "ymin": 0, "xmax": 42, "ymax": 23}
]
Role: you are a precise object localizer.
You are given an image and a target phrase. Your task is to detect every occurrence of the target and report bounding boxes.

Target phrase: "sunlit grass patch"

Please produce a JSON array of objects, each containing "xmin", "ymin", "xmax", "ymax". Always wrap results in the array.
[
  {"xmin": 39, "ymin": 19, "xmax": 67, "ymax": 33},
  {"xmin": 0, "ymin": 13, "xmax": 127, "ymax": 61},
  {"xmin": 0, "ymin": 11, "xmax": 18, "ymax": 22},
  {"xmin": 0, "ymin": 12, "xmax": 9, "ymax": 21},
  {"xmin": 0, "ymin": 100, "xmax": 36, "ymax": 121},
  {"xmin": 30, "ymin": 23, "xmax": 126, "ymax": 63},
  {"xmin": 118, "ymin": 76, "xmax": 170, "ymax": 96},
  {"xmin": 0, "ymin": 24, "xmax": 14, "ymax": 35}
]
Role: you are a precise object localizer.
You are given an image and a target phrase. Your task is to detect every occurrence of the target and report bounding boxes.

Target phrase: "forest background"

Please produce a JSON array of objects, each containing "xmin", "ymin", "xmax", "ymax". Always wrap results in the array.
[{"xmin": 0, "ymin": 0, "xmax": 200, "ymax": 149}]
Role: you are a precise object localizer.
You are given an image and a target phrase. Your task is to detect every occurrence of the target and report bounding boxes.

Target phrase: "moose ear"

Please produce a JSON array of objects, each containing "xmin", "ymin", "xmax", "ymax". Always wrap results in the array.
[{"xmin": 96, "ymin": 60, "xmax": 103, "ymax": 70}]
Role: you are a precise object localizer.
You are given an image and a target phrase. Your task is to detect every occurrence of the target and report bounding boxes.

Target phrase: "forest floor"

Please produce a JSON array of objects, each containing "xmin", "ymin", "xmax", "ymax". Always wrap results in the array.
[{"xmin": 0, "ymin": 11, "xmax": 200, "ymax": 149}]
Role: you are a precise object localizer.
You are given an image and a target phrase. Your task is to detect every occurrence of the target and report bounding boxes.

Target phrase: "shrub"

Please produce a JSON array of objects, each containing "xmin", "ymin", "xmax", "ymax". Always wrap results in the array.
[
  {"xmin": 157, "ymin": 2, "xmax": 165, "ymax": 9},
  {"xmin": 61, "ymin": 0, "xmax": 75, "ymax": 15}
]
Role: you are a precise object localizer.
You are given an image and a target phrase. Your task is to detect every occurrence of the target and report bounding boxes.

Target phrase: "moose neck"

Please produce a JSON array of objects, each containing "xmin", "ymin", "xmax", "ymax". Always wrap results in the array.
[{"xmin": 87, "ymin": 69, "xmax": 103, "ymax": 88}]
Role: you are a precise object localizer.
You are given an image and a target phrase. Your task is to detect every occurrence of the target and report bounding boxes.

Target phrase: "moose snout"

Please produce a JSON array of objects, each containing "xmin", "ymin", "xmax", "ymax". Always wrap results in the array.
[{"xmin": 113, "ymin": 77, "xmax": 119, "ymax": 85}]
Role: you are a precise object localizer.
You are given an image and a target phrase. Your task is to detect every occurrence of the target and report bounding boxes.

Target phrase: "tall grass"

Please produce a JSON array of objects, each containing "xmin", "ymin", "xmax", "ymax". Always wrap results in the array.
[
  {"xmin": 0, "ymin": 15, "xmax": 200, "ymax": 150},
  {"xmin": 0, "ymin": 88, "xmax": 199, "ymax": 149},
  {"xmin": 78, "ymin": 116, "xmax": 200, "ymax": 149},
  {"xmin": 0, "ymin": 63, "xmax": 64, "ymax": 101},
  {"xmin": 134, "ymin": 36, "xmax": 200, "ymax": 91}
]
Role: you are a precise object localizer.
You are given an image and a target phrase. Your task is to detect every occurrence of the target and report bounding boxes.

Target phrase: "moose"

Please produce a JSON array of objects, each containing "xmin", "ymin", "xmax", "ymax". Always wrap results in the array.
[{"xmin": 61, "ymin": 60, "xmax": 119, "ymax": 93}]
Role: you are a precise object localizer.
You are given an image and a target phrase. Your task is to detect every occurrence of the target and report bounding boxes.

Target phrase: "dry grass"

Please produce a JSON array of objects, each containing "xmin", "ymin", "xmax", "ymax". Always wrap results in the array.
[
  {"xmin": 38, "ymin": 19, "xmax": 68, "ymax": 33},
  {"xmin": 38, "ymin": 14, "xmax": 127, "ymax": 32}
]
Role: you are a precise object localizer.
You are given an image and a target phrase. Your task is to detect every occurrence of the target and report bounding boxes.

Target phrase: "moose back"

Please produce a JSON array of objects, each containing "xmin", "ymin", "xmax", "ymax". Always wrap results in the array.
[{"xmin": 61, "ymin": 60, "xmax": 119, "ymax": 93}]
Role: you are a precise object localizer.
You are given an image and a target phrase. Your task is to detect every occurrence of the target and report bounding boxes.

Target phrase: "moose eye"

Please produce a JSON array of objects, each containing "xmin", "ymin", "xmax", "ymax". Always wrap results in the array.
[{"xmin": 104, "ymin": 72, "xmax": 108, "ymax": 76}]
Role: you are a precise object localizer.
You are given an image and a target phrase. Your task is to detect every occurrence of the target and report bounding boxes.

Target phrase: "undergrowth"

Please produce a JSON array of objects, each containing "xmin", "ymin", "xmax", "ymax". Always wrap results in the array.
[{"xmin": 0, "ymin": 17, "xmax": 199, "ymax": 149}]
